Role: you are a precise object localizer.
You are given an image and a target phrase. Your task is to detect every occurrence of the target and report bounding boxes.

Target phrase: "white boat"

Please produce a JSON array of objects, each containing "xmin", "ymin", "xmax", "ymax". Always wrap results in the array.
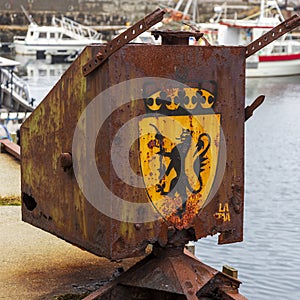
[
  {"xmin": 172, "ymin": 0, "xmax": 300, "ymax": 77},
  {"xmin": 13, "ymin": 15, "xmax": 105, "ymax": 57},
  {"xmin": 0, "ymin": 56, "xmax": 19, "ymax": 68},
  {"xmin": 210, "ymin": 0, "xmax": 300, "ymax": 77},
  {"xmin": 45, "ymin": 49, "xmax": 81, "ymax": 64},
  {"xmin": 115, "ymin": 26, "xmax": 161, "ymax": 45}
]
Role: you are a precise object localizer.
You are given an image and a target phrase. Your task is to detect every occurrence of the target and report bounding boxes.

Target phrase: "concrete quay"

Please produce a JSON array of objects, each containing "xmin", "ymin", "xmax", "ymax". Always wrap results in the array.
[
  {"xmin": 0, "ymin": 153, "xmax": 137, "ymax": 299},
  {"xmin": 0, "ymin": 153, "xmax": 20, "ymax": 198}
]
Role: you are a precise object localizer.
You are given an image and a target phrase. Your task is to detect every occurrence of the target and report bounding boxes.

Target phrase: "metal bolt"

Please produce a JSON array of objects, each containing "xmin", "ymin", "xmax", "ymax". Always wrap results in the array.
[
  {"xmin": 134, "ymin": 223, "xmax": 142, "ymax": 230},
  {"xmin": 59, "ymin": 152, "xmax": 72, "ymax": 171},
  {"xmin": 96, "ymin": 52, "xmax": 103, "ymax": 60}
]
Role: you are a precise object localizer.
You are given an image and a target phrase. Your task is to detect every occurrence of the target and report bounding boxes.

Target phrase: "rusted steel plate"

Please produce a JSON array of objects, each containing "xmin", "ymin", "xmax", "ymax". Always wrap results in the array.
[
  {"xmin": 83, "ymin": 248, "xmax": 246, "ymax": 300},
  {"xmin": 21, "ymin": 43, "xmax": 245, "ymax": 259}
]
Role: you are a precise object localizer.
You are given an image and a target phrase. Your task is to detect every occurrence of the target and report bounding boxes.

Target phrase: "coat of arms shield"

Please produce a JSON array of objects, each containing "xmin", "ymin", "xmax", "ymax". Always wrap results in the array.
[{"xmin": 139, "ymin": 85, "xmax": 221, "ymax": 228}]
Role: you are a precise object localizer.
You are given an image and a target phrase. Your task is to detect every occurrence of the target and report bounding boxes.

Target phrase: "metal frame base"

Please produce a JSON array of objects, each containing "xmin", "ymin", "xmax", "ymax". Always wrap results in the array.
[{"xmin": 83, "ymin": 246, "xmax": 247, "ymax": 300}]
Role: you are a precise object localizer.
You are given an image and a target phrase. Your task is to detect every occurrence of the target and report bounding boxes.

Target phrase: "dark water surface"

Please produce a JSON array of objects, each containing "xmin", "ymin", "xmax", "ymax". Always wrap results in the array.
[
  {"xmin": 196, "ymin": 76, "xmax": 300, "ymax": 299},
  {"xmin": 19, "ymin": 59, "xmax": 300, "ymax": 299}
]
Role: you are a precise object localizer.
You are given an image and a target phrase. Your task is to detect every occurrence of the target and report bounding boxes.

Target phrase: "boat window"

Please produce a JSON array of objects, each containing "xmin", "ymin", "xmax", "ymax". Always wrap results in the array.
[
  {"xmin": 38, "ymin": 69, "xmax": 47, "ymax": 76},
  {"xmin": 39, "ymin": 32, "xmax": 47, "ymax": 38},
  {"xmin": 139, "ymin": 37, "xmax": 155, "ymax": 43},
  {"xmin": 273, "ymin": 46, "xmax": 286, "ymax": 53},
  {"xmin": 292, "ymin": 45, "xmax": 300, "ymax": 52},
  {"xmin": 30, "ymin": 31, "xmax": 34, "ymax": 37},
  {"xmin": 50, "ymin": 32, "xmax": 55, "ymax": 39}
]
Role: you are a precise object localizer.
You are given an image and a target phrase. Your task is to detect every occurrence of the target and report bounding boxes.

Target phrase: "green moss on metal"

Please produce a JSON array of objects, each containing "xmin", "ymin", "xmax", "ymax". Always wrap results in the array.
[{"xmin": 53, "ymin": 293, "xmax": 89, "ymax": 300}]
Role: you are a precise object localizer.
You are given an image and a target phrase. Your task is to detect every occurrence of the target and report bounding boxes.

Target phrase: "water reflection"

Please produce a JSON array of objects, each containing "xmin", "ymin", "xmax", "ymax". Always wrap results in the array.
[
  {"xmin": 13, "ymin": 55, "xmax": 69, "ymax": 103},
  {"xmin": 197, "ymin": 75, "xmax": 300, "ymax": 299}
]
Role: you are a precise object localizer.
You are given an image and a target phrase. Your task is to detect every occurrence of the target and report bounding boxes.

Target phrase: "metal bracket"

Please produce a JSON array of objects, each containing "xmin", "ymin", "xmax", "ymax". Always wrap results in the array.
[
  {"xmin": 245, "ymin": 95, "xmax": 265, "ymax": 121},
  {"xmin": 82, "ymin": 8, "xmax": 165, "ymax": 77},
  {"xmin": 151, "ymin": 30, "xmax": 203, "ymax": 45},
  {"xmin": 246, "ymin": 14, "xmax": 300, "ymax": 58}
]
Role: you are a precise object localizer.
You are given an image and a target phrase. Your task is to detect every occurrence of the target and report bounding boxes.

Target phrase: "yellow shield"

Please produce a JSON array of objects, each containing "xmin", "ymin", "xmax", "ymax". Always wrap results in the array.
[{"xmin": 139, "ymin": 88, "xmax": 220, "ymax": 229}]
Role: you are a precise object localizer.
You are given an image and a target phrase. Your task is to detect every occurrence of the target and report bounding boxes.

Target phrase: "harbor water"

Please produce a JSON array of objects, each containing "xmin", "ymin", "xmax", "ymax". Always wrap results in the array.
[
  {"xmin": 197, "ymin": 75, "xmax": 300, "ymax": 299},
  {"xmin": 16, "ymin": 57, "xmax": 300, "ymax": 299}
]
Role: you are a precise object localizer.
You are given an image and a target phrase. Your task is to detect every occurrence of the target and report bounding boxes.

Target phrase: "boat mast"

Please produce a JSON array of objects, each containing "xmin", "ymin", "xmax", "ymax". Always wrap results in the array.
[
  {"xmin": 20, "ymin": 5, "xmax": 36, "ymax": 24},
  {"xmin": 259, "ymin": 0, "xmax": 266, "ymax": 22},
  {"xmin": 192, "ymin": 0, "xmax": 198, "ymax": 23}
]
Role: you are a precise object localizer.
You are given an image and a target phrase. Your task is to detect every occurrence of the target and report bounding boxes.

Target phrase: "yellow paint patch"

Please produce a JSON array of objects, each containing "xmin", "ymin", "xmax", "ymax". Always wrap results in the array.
[
  {"xmin": 214, "ymin": 203, "xmax": 231, "ymax": 222},
  {"xmin": 146, "ymin": 88, "xmax": 214, "ymax": 112},
  {"xmin": 139, "ymin": 113, "xmax": 220, "ymax": 229}
]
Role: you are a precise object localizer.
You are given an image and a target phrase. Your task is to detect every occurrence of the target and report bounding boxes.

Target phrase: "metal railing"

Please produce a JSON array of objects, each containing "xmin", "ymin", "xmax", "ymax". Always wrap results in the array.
[
  {"xmin": 52, "ymin": 16, "xmax": 102, "ymax": 40},
  {"xmin": 0, "ymin": 68, "xmax": 33, "ymax": 109},
  {"xmin": 1, "ymin": 68, "xmax": 31, "ymax": 102}
]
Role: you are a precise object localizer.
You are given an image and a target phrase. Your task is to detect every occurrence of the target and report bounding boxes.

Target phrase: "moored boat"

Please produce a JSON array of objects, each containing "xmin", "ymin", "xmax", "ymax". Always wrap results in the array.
[
  {"xmin": 45, "ymin": 49, "xmax": 81, "ymax": 64},
  {"xmin": 211, "ymin": 0, "xmax": 300, "ymax": 77},
  {"xmin": 13, "ymin": 15, "xmax": 105, "ymax": 58},
  {"xmin": 246, "ymin": 41, "xmax": 300, "ymax": 77}
]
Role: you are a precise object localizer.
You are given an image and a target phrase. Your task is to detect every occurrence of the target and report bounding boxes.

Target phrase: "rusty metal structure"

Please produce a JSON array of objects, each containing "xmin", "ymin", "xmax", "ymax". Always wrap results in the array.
[{"xmin": 21, "ymin": 9, "xmax": 300, "ymax": 300}]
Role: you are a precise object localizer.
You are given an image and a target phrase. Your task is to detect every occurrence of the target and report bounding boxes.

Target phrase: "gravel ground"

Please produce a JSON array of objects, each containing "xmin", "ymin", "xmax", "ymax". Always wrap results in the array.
[{"xmin": 0, "ymin": 206, "xmax": 138, "ymax": 300}]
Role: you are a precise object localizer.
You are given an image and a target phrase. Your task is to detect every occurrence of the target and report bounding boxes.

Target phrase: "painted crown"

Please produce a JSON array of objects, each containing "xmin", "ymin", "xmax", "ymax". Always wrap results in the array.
[{"xmin": 144, "ymin": 87, "xmax": 216, "ymax": 115}]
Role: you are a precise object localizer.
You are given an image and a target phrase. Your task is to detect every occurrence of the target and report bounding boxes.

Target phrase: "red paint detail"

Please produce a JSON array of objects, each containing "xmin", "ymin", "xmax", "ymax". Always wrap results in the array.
[
  {"xmin": 219, "ymin": 21, "xmax": 273, "ymax": 29},
  {"xmin": 259, "ymin": 52, "xmax": 300, "ymax": 62}
]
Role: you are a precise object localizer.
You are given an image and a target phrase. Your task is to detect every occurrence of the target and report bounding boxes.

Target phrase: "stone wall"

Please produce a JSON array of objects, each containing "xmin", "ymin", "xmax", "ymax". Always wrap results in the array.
[{"xmin": 0, "ymin": 0, "xmax": 255, "ymax": 25}]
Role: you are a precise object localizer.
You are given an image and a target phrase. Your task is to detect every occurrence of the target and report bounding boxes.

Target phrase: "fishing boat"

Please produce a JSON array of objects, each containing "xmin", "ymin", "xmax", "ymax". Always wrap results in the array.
[
  {"xmin": 45, "ymin": 29, "xmax": 159, "ymax": 65},
  {"xmin": 209, "ymin": 0, "xmax": 300, "ymax": 77},
  {"xmin": 13, "ymin": 14, "xmax": 105, "ymax": 58},
  {"xmin": 170, "ymin": 0, "xmax": 300, "ymax": 77}
]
